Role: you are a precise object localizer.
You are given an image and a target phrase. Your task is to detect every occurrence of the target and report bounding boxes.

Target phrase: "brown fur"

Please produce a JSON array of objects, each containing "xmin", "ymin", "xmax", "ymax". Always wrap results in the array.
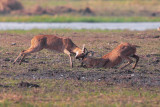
[
  {"xmin": 82, "ymin": 42, "xmax": 139, "ymax": 69},
  {"xmin": 13, "ymin": 35, "xmax": 86, "ymax": 68}
]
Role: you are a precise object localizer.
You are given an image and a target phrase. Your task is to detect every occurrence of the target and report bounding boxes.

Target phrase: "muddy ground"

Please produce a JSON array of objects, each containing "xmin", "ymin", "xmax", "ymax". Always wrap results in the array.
[
  {"xmin": 0, "ymin": 30, "xmax": 159, "ymax": 88},
  {"xmin": 0, "ymin": 54, "xmax": 159, "ymax": 88}
]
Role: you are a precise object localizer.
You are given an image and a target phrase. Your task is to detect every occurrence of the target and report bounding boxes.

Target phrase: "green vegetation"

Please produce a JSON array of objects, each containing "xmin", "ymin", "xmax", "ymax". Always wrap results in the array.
[{"xmin": 0, "ymin": 15, "xmax": 160, "ymax": 22}]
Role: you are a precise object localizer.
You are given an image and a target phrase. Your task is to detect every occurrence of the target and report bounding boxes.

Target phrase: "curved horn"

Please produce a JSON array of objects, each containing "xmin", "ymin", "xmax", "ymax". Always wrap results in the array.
[
  {"xmin": 82, "ymin": 44, "xmax": 88, "ymax": 54},
  {"xmin": 84, "ymin": 48, "xmax": 88, "ymax": 53},
  {"xmin": 82, "ymin": 44, "xmax": 85, "ymax": 52}
]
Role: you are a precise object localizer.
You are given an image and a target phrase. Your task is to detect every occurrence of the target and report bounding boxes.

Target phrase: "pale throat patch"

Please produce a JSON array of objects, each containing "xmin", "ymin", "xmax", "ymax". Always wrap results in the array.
[
  {"xmin": 75, "ymin": 50, "xmax": 84, "ymax": 57},
  {"xmin": 75, "ymin": 51, "xmax": 79, "ymax": 57}
]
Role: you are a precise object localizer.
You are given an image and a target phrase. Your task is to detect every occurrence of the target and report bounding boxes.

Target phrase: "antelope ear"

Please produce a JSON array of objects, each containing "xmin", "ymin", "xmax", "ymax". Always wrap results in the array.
[{"xmin": 82, "ymin": 44, "xmax": 85, "ymax": 52}]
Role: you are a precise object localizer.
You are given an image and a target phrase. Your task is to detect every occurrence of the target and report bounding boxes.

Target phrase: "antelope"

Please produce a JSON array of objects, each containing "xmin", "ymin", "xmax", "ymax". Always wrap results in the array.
[
  {"xmin": 81, "ymin": 42, "xmax": 139, "ymax": 69},
  {"xmin": 13, "ymin": 35, "xmax": 88, "ymax": 68}
]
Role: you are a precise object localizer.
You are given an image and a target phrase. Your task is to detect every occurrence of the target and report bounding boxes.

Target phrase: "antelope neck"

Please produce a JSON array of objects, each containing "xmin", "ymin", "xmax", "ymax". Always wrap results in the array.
[{"xmin": 72, "ymin": 47, "xmax": 82, "ymax": 54}]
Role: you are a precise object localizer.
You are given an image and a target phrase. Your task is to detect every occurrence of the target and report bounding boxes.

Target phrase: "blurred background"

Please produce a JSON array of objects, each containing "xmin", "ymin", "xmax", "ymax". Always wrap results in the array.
[{"xmin": 0, "ymin": 0, "xmax": 160, "ymax": 22}]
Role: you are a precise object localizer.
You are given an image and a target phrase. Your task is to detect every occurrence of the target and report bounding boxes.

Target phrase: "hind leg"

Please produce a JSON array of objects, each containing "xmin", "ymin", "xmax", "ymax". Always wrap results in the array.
[
  {"xmin": 13, "ymin": 46, "xmax": 43, "ymax": 65},
  {"xmin": 131, "ymin": 54, "xmax": 139, "ymax": 69},
  {"xmin": 13, "ymin": 50, "xmax": 24, "ymax": 64},
  {"xmin": 18, "ymin": 54, "xmax": 26, "ymax": 65}
]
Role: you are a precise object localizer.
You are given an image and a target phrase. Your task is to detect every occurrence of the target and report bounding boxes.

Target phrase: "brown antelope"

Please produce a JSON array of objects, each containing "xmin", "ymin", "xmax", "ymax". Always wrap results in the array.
[
  {"xmin": 81, "ymin": 42, "xmax": 139, "ymax": 69},
  {"xmin": 13, "ymin": 35, "xmax": 88, "ymax": 68}
]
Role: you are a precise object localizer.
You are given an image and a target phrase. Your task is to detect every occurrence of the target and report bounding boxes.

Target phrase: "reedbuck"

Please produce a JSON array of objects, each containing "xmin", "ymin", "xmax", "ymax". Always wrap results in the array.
[
  {"xmin": 13, "ymin": 35, "xmax": 88, "ymax": 68},
  {"xmin": 81, "ymin": 42, "xmax": 139, "ymax": 69}
]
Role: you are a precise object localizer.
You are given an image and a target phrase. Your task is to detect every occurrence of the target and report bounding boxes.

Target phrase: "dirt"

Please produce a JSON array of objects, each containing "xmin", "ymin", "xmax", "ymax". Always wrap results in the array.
[
  {"xmin": 0, "ymin": 0, "xmax": 23, "ymax": 13},
  {"xmin": 0, "ymin": 30, "xmax": 159, "ymax": 88},
  {"xmin": 14, "ymin": 69, "xmax": 160, "ymax": 87},
  {"xmin": 23, "ymin": 6, "xmax": 94, "ymax": 15},
  {"xmin": 17, "ymin": 81, "xmax": 40, "ymax": 88},
  {"xmin": 0, "ymin": 53, "xmax": 159, "ymax": 88},
  {"xmin": 0, "ymin": 0, "xmax": 94, "ymax": 15}
]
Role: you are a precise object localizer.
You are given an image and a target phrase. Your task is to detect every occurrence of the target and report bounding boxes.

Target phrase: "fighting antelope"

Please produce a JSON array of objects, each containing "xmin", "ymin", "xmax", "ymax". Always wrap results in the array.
[
  {"xmin": 13, "ymin": 35, "xmax": 88, "ymax": 68},
  {"xmin": 81, "ymin": 42, "xmax": 139, "ymax": 69}
]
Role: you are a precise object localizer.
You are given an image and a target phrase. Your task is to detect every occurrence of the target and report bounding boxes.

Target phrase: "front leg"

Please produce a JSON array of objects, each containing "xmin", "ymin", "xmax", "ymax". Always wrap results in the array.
[
  {"xmin": 131, "ymin": 55, "xmax": 139, "ymax": 69},
  {"xmin": 119, "ymin": 56, "xmax": 133, "ymax": 69},
  {"xmin": 64, "ymin": 49, "xmax": 73, "ymax": 68}
]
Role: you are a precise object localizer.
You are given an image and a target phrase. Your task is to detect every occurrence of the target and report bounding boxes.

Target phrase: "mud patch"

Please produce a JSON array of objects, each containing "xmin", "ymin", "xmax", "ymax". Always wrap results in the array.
[
  {"xmin": 0, "ymin": 84, "xmax": 10, "ymax": 88},
  {"xmin": 3, "ymin": 58, "xmax": 10, "ymax": 62},
  {"xmin": 17, "ymin": 81, "xmax": 39, "ymax": 88},
  {"xmin": 9, "ymin": 68, "xmax": 159, "ymax": 87}
]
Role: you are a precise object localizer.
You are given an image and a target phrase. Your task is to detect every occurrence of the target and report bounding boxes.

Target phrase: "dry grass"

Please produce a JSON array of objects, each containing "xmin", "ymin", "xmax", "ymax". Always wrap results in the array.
[
  {"xmin": 1, "ymin": 0, "xmax": 160, "ymax": 17},
  {"xmin": 20, "ymin": 0, "xmax": 160, "ymax": 16}
]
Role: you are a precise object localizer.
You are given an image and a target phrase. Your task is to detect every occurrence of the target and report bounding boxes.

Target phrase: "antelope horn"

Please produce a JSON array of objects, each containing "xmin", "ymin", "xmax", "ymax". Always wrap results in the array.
[
  {"xmin": 84, "ymin": 48, "xmax": 88, "ymax": 53},
  {"xmin": 82, "ymin": 44, "xmax": 85, "ymax": 52}
]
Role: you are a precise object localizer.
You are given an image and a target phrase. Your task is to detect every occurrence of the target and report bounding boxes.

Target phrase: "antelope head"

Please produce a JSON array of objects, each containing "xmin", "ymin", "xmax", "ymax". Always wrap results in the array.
[{"xmin": 75, "ymin": 44, "xmax": 88, "ymax": 60}]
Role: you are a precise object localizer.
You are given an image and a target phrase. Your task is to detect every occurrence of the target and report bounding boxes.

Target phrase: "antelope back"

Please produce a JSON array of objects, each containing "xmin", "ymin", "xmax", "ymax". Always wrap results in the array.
[
  {"xmin": 117, "ymin": 43, "xmax": 136, "ymax": 56},
  {"xmin": 82, "ymin": 57, "xmax": 109, "ymax": 68}
]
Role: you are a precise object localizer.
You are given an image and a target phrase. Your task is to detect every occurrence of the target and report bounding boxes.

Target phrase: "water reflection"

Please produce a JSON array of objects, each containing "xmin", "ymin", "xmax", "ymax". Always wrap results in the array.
[{"xmin": 0, "ymin": 22, "xmax": 159, "ymax": 31}]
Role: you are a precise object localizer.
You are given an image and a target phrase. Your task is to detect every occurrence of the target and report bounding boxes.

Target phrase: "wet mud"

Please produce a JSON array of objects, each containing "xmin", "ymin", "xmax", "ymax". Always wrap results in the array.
[
  {"xmin": 0, "ymin": 53, "xmax": 159, "ymax": 88},
  {"xmin": 11, "ymin": 69, "xmax": 159, "ymax": 87},
  {"xmin": 0, "ymin": 51, "xmax": 160, "ymax": 88},
  {"xmin": 17, "ymin": 81, "xmax": 40, "ymax": 88},
  {"xmin": 0, "ymin": 68, "xmax": 159, "ymax": 88}
]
